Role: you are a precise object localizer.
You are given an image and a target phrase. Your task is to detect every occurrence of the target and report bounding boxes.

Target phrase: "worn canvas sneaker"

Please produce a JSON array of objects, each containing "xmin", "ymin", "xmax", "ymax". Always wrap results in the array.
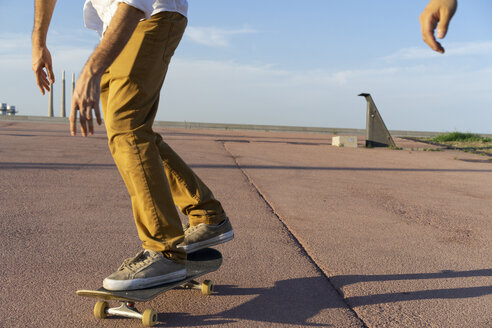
[
  {"xmin": 103, "ymin": 249, "xmax": 186, "ymax": 291},
  {"xmin": 178, "ymin": 217, "xmax": 234, "ymax": 253}
]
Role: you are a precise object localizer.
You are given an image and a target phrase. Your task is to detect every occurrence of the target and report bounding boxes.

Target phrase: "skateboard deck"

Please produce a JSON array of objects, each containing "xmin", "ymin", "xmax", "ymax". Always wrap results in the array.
[{"xmin": 76, "ymin": 248, "xmax": 222, "ymax": 326}]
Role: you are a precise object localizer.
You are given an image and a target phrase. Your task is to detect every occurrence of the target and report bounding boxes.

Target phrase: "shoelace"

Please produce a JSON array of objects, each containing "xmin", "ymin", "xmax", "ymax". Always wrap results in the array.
[
  {"xmin": 118, "ymin": 251, "xmax": 153, "ymax": 272},
  {"xmin": 184, "ymin": 224, "xmax": 202, "ymax": 234}
]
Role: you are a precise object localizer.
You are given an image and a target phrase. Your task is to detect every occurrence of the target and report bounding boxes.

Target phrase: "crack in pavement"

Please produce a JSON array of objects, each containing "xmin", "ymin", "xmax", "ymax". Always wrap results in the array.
[{"xmin": 221, "ymin": 141, "xmax": 369, "ymax": 328}]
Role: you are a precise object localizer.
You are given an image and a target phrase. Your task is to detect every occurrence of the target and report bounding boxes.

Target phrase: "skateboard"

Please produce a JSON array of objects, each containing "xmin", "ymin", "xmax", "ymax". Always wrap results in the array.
[{"xmin": 76, "ymin": 248, "xmax": 222, "ymax": 327}]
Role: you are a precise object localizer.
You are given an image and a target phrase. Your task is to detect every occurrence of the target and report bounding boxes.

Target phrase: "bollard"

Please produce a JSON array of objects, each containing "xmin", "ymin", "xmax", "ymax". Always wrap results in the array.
[
  {"xmin": 48, "ymin": 83, "xmax": 54, "ymax": 117},
  {"xmin": 61, "ymin": 71, "xmax": 66, "ymax": 117}
]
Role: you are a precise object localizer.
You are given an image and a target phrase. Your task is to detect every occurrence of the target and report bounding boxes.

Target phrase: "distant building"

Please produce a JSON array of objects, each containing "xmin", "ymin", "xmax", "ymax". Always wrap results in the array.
[
  {"xmin": 7, "ymin": 105, "xmax": 16, "ymax": 116},
  {"xmin": 1, "ymin": 103, "xmax": 17, "ymax": 115}
]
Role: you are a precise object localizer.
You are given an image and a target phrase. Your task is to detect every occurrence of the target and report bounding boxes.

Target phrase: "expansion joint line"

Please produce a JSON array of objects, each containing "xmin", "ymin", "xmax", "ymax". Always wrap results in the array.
[{"xmin": 220, "ymin": 141, "xmax": 368, "ymax": 328}]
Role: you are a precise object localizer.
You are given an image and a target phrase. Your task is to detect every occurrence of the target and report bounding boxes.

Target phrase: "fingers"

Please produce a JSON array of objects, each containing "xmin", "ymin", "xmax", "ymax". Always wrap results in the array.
[
  {"xmin": 70, "ymin": 99, "xmax": 91, "ymax": 137},
  {"xmin": 86, "ymin": 89, "xmax": 102, "ymax": 134},
  {"xmin": 94, "ymin": 101, "xmax": 102, "ymax": 126},
  {"xmin": 420, "ymin": 13, "xmax": 444, "ymax": 53},
  {"xmin": 35, "ymin": 76, "xmax": 46, "ymax": 95},
  {"xmin": 86, "ymin": 102, "xmax": 102, "ymax": 136},
  {"xmin": 88, "ymin": 119, "xmax": 94, "ymax": 136},
  {"xmin": 69, "ymin": 106, "xmax": 92, "ymax": 137},
  {"xmin": 40, "ymin": 72, "xmax": 50, "ymax": 90},
  {"xmin": 70, "ymin": 72, "xmax": 102, "ymax": 137},
  {"xmin": 85, "ymin": 104, "xmax": 94, "ymax": 136},
  {"xmin": 419, "ymin": 0, "xmax": 457, "ymax": 53},
  {"xmin": 34, "ymin": 68, "xmax": 51, "ymax": 95},
  {"xmin": 79, "ymin": 111, "xmax": 88, "ymax": 137},
  {"xmin": 46, "ymin": 62, "xmax": 55, "ymax": 84},
  {"xmin": 32, "ymin": 47, "xmax": 55, "ymax": 94},
  {"xmin": 436, "ymin": 8, "xmax": 452, "ymax": 39},
  {"xmin": 69, "ymin": 107, "xmax": 77, "ymax": 136}
]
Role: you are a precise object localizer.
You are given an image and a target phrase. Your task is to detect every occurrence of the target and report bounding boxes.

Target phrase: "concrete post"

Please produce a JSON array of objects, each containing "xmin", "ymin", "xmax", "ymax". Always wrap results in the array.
[
  {"xmin": 61, "ymin": 71, "xmax": 66, "ymax": 117},
  {"xmin": 358, "ymin": 93, "xmax": 396, "ymax": 148},
  {"xmin": 48, "ymin": 83, "xmax": 54, "ymax": 117}
]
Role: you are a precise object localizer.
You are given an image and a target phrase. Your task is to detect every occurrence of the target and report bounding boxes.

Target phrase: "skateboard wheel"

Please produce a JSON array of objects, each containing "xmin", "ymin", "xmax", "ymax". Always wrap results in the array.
[
  {"xmin": 201, "ymin": 280, "xmax": 214, "ymax": 295},
  {"xmin": 142, "ymin": 308, "xmax": 157, "ymax": 327},
  {"xmin": 93, "ymin": 301, "xmax": 108, "ymax": 319}
]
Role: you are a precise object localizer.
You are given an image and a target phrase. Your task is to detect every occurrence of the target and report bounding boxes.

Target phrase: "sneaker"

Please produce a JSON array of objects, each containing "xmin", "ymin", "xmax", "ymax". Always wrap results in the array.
[
  {"xmin": 178, "ymin": 217, "xmax": 234, "ymax": 253},
  {"xmin": 103, "ymin": 249, "xmax": 186, "ymax": 291}
]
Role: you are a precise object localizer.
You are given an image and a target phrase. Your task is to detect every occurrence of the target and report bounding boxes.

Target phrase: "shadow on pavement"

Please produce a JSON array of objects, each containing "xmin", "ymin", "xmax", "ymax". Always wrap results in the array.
[
  {"xmin": 0, "ymin": 162, "xmax": 115, "ymax": 170},
  {"xmin": 159, "ymin": 130, "xmax": 333, "ymax": 142},
  {"xmin": 158, "ymin": 277, "xmax": 337, "ymax": 327},
  {"xmin": 216, "ymin": 139, "xmax": 330, "ymax": 146},
  {"xmin": 331, "ymin": 269, "xmax": 492, "ymax": 307},
  {"xmin": 1, "ymin": 133, "xmax": 38, "ymax": 137},
  {"xmin": 190, "ymin": 164, "xmax": 492, "ymax": 173},
  {"xmin": 157, "ymin": 313, "xmax": 236, "ymax": 327},
  {"xmin": 459, "ymin": 159, "xmax": 492, "ymax": 164},
  {"xmin": 3, "ymin": 162, "xmax": 492, "ymax": 173},
  {"xmin": 346, "ymin": 285, "xmax": 492, "ymax": 307}
]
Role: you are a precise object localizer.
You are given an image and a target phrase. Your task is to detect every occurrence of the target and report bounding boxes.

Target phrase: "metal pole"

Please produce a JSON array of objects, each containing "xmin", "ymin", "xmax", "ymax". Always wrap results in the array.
[
  {"xmin": 71, "ymin": 73, "xmax": 75, "ymax": 113},
  {"xmin": 61, "ymin": 71, "xmax": 66, "ymax": 117},
  {"xmin": 72, "ymin": 73, "xmax": 75, "ymax": 95},
  {"xmin": 366, "ymin": 98, "xmax": 371, "ymax": 141},
  {"xmin": 48, "ymin": 83, "xmax": 54, "ymax": 117}
]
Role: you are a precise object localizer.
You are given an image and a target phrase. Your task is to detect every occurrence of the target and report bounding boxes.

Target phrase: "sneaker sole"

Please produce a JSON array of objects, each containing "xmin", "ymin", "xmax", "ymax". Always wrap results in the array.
[
  {"xmin": 179, "ymin": 230, "xmax": 234, "ymax": 253},
  {"xmin": 103, "ymin": 269, "xmax": 187, "ymax": 291}
]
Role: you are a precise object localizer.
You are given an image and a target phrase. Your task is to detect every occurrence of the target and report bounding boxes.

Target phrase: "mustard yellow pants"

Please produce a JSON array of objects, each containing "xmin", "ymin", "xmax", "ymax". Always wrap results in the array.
[{"xmin": 100, "ymin": 12, "xmax": 226, "ymax": 263}]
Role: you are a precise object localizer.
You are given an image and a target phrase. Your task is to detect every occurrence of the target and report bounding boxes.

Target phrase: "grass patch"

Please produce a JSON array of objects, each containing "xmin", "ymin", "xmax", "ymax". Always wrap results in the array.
[
  {"xmin": 420, "ymin": 132, "xmax": 492, "ymax": 156},
  {"xmin": 388, "ymin": 145, "xmax": 403, "ymax": 150},
  {"xmin": 431, "ymin": 132, "xmax": 492, "ymax": 143}
]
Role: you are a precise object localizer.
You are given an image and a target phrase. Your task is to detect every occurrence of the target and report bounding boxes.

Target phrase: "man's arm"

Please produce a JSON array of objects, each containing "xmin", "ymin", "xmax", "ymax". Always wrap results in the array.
[
  {"xmin": 32, "ymin": 0, "xmax": 57, "ymax": 94},
  {"xmin": 419, "ymin": 0, "xmax": 458, "ymax": 53},
  {"xmin": 70, "ymin": 3, "xmax": 144, "ymax": 137}
]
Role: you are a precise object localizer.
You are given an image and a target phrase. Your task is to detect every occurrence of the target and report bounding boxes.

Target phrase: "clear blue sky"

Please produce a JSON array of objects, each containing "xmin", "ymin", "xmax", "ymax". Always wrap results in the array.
[{"xmin": 1, "ymin": 1, "xmax": 492, "ymax": 133}]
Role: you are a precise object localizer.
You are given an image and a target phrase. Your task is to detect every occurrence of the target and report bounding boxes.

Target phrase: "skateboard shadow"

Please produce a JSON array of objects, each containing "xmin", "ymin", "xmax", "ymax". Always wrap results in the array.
[
  {"xmin": 157, "ymin": 270, "xmax": 492, "ymax": 327},
  {"xmin": 156, "ymin": 313, "xmax": 236, "ymax": 327},
  {"xmin": 157, "ymin": 277, "xmax": 338, "ymax": 327}
]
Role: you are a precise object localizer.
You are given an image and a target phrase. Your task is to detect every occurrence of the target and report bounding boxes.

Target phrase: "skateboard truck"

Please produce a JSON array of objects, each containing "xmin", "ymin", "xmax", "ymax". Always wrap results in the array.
[
  {"xmin": 182, "ymin": 279, "xmax": 214, "ymax": 294},
  {"xmin": 92, "ymin": 279, "xmax": 214, "ymax": 326},
  {"xmin": 94, "ymin": 300, "xmax": 158, "ymax": 326}
]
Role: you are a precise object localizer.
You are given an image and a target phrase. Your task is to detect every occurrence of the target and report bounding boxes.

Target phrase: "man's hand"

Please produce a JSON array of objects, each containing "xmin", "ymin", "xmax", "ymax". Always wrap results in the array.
[
  {"xmin": 32, "ymin": 45, "xmax": 55, "ymax": 95},
  {"xmin": 68, "ymin": 3, "xmax": 143, "ymax": 137},
  {"xmin": 419, "ymin": 0, "xmax": 457, "ymax": 53},
  {"xmin": 32, "ymin": 0, "xmax": 57, "ymax": 94},
  {"xmin": 70, "ymin": 70, "xmax": 102, "ymax": 137}
]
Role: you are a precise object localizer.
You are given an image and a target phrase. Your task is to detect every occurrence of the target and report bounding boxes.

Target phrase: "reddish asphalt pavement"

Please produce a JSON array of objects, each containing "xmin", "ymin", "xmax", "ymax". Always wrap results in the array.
[{"xmin": 0, "ymin": 121, "xmax": 490, "ymax": 327}]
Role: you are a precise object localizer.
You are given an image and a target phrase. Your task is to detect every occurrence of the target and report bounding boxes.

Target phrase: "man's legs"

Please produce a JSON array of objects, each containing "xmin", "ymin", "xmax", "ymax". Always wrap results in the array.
[
  {"xmin": 99, "ymin": 11, "xmax": 232, "ymax": 290},
  {"xmin": 156, "ymin": 135, "xmax": 234, "ymax": 253},
  {"xmin": 155, "ymin": 133, "xmax": 225, "ymax": 225},
  {"xmin": 100, "ymin": 12, "xmax": 188, "ymax": 290}
]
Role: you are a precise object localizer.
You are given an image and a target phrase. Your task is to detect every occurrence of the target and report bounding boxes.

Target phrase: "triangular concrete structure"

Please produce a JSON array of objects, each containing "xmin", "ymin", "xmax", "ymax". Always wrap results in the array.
[{"xmin": 358, "ymin": 93, "xmax": 396, "ymax": 148}]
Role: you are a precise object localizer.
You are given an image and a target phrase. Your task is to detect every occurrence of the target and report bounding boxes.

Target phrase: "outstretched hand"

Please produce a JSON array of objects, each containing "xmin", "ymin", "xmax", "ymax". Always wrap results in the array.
[
  {"xmin": 419, "ymin": 0, "xmax": 457, "ymax": 53},
  {"xmin": 32, "ymin": 46, "xmax": 55, "ymax": 94},
  {"xmin": 70, "ymin": 70, "xmax": 102, "ymax": 137}
]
